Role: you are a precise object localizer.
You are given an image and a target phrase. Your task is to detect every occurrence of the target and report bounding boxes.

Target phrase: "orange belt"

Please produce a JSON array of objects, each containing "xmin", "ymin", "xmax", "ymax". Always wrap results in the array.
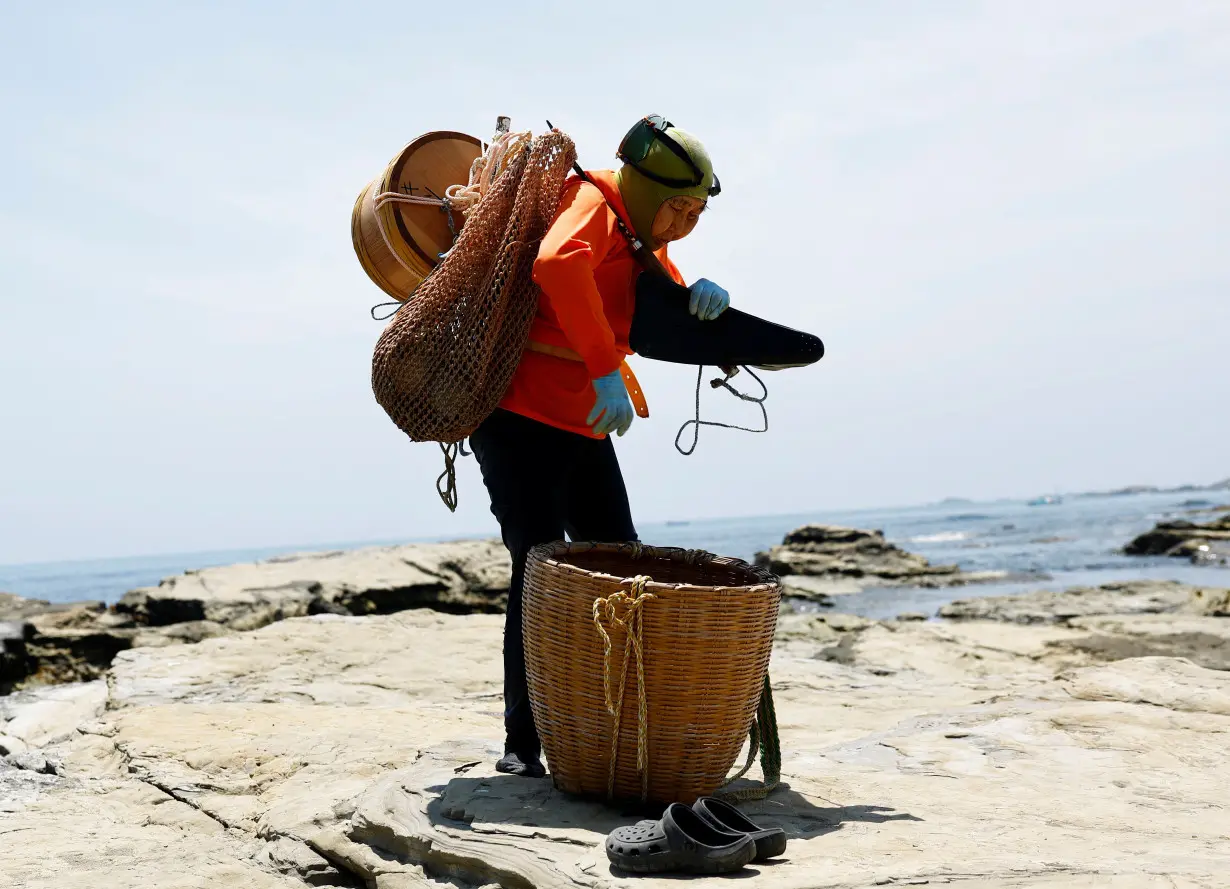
[{"xmin": 526, "ymin": 341, "xmax": 649, "ymax": 419}]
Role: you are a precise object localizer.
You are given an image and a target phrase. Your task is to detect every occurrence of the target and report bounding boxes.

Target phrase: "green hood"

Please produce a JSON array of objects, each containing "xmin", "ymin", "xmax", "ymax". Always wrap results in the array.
[{"xmin": 615, "ymin": 127, "xmax": 714, "ymax": 247}]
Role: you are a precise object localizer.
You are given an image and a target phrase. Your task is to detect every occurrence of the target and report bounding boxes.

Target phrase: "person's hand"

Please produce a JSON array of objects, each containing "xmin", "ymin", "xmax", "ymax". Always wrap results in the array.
[
  {"xmin": 688, "ymin": 278, "xmax": 730, "ymax": 321},
  {"xmin": 588, "ymin": 370, "xmax": 634, "ymax": 437}
]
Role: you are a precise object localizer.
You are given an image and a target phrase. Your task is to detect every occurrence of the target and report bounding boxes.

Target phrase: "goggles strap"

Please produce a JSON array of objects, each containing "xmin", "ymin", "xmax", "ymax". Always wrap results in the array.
[{"xmin": 618, "ymin": 116, "xmax": 706, "ymax": 189}]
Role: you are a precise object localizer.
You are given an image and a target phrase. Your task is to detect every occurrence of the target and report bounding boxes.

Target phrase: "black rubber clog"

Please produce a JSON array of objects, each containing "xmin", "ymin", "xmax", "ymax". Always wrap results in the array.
[
  {"xmin": 605, "ymin": 802, "xmax": 757, "ymax": 874},
  {"xmin": 693, "ymin": 796, "xmax": 788, "ymax": 861}
]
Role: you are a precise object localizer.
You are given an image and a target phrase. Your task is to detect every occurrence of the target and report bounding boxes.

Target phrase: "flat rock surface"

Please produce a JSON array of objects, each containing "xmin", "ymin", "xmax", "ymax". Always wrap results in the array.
[
  {"xmin": 3, "ymin": 540, "xmax": 514, "ymax": 693},
  {"xmin": 0, "ymin": 778, "xmax": 306, "ymax": 888},
  {"xmin": 2, "ymin": 589, "xmax": 1228, "ymax": 886},
  {"xmin": 1058, "ymin": 613, "xmax": 1230, "ymax": 671},
  {"xmin": 115, "ymin": 539, "xmax": 512, "ymax": 628},
  {"xmin": 940, "ymin": 581, "xmax": 1230, "ymax": 671},
  {"xmin": 939, "ymin": 579, "xmax": 1213, "ymax": 623},
  {"xmin": 1, "ymin": 681, "xmax": 107, "ymax": 748}
]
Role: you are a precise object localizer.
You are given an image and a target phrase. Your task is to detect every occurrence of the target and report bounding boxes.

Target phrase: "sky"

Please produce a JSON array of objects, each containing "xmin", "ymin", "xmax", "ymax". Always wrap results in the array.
[{"xmin": 1, "ymin": 0, "xmax": 1228, "ymax": 565}]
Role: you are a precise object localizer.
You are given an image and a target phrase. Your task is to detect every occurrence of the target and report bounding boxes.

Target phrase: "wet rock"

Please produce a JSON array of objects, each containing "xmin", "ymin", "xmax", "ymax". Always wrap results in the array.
[
  {"xmin": 759, "ymin": 524, "xmax": 1006, "ymax": 594},
  {"xmin": 1171, "ymin": 538, "xmax": 1230, "ymax": 565},
  {"xmin": 1185, "ymin": 503, "xmax": 1230, "ymax": 517},
  {"xmin": 1125, "ymin": 513, "xmax": 1230, "ymax": 562},
  {"xmin": 762, "ymin": 524, "xmax": 957, "ymax": 578}
]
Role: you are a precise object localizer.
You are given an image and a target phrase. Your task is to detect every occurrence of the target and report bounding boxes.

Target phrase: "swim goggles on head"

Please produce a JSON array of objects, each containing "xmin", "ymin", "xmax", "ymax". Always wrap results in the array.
[{"xmin": 617, "ymin": 114, "xmax": 721, "ymax": 197}]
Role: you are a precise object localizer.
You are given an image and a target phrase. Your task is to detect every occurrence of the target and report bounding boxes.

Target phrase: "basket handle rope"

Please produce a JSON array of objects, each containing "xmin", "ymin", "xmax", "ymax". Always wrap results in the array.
[
  {"xmin": 716, "ymin": 674, "xmax": 782, "ymax": 801},
  {"xmin": 592, "ymin": 575, "xmax": 656, "ymax": 801}
]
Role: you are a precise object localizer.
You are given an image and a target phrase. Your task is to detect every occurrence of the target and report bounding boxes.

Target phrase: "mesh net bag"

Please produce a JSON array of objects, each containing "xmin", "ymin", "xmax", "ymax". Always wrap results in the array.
[{"xmin": 371, "ymin": 129, "xmax": 578, "ymax": 499}]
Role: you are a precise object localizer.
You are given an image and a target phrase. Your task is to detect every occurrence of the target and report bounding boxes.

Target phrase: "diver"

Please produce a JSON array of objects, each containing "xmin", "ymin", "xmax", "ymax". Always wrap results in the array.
[{"xmin": 468, "ymin": 114, "xmax": 729, "ymax": 778}]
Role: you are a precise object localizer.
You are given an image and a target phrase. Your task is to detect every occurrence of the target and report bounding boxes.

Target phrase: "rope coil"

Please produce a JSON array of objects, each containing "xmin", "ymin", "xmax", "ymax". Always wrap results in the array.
[
  {"xmin": 592, "ymin": 575, "xmax": 656, "ymax": 801},
  {"xmin": 675, "ymin": 366, "xmax": 769, "ymax": 456}
]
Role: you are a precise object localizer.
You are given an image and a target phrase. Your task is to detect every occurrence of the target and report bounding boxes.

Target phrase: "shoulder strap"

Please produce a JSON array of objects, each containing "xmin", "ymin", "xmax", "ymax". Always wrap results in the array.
[
  {"xmin": 547, "ymin": 121, "xmax": 739, "ymax": 383},
  {"xmin": 547, "ymin": 120, "xmax": 672, "ymax": 281},
  {"xmin": 575, "ymin": 166, "xmax": 673, "ymax": 281}
]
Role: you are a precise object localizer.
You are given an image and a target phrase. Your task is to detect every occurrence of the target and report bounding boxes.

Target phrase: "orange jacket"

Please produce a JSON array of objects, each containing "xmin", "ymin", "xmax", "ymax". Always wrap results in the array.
[{"xmin": 498, "ymin": 170, "xmax": 685, "ymax": 438}]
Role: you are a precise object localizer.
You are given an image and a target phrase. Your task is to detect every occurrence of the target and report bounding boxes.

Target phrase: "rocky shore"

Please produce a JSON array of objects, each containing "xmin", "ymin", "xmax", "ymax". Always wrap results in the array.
[
  {"xmin": 1, "ymin": 540, "xmax": 511, "ymax": 692},
  {"xmin": 755, "ymin": 524, "xmax": 1010, "ymax": 602},
  {"xmin": 3, "ymin": 557, "xmax": 1228, "ymax": 886},
  {"xmin": 1125, "ymin": 511, "xmax": 1230, "ymax": 565},
  {"xmin": 3, "ymin": 527, "xmax": 996, "ymax": 691}
]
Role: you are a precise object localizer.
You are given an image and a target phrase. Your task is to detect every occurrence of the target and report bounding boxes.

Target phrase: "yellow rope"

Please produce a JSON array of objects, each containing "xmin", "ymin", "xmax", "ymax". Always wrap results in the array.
[{"xmin": 592, "ymin": 575, "xmax": 655, "ymax": 800}]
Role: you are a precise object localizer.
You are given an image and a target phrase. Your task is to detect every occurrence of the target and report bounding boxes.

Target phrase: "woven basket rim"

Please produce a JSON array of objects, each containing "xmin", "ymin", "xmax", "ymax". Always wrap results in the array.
[{"xmin": 527, "ymin": 540, "xmax": 780, "ymax": 594}]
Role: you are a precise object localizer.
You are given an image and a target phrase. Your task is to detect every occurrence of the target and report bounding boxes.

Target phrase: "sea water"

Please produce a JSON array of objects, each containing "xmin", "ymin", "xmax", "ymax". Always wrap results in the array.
[{"xmin": 2, "ymin": 490, "xmax": 1227, "ymax": 619}]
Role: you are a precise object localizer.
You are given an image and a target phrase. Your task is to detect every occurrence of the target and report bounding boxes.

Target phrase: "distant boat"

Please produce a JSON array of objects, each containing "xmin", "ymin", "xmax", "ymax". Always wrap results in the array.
[
  {"xmin": 1027, "ymin": 495, "xmax": 1064, "ymax": 507},
  {"xmin": 665, "ymin": 520, "xmax": 691, "ymax": 527}
]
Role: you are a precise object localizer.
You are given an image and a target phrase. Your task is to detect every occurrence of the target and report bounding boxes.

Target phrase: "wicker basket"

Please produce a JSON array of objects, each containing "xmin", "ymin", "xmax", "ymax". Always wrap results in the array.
[{"xmin": 523, "ymin": 542, "xmax": 780, "ymax": 804}]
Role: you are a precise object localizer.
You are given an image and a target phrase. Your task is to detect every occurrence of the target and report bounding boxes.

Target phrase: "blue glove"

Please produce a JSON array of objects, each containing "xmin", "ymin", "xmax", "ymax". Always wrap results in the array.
[
  {"xmin": 587, "ymin": 370, "xmax": 634, "ymax": 437},
  {"xmin": 688, "ymin": 278, "xmax": 730, "ymax": 321}
]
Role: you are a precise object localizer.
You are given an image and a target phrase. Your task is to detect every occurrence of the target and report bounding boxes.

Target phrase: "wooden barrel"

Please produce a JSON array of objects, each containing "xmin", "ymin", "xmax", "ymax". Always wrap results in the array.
[{"xmin": 351, "ymin": 131, "xmax": 483, "ymax": 300}]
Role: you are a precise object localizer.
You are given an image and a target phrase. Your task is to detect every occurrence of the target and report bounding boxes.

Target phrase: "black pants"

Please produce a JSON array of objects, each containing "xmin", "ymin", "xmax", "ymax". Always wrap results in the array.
[{"xmin": 469, "ymin": 409, "xmax": 637, "ymax": 757}]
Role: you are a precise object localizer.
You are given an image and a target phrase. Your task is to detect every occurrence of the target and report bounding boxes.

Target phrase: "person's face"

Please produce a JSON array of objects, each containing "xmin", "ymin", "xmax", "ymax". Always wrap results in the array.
[{"xmin": 651, "ymin": 195, "xmax": 707, "ymax": 244}]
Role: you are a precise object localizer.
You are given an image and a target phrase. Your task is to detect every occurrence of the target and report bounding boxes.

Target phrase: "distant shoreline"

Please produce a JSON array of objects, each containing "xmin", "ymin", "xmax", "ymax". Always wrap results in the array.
[{"xmin": 5, "ymin": 477, "xmax": 1228, "ymax": 572}]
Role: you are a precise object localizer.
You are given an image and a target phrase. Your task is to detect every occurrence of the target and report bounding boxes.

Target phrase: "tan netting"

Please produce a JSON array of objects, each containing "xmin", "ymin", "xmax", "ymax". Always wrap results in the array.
[{"xmin": 371, "ymin": 129, "xmax": 578, "ymax": 489}]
